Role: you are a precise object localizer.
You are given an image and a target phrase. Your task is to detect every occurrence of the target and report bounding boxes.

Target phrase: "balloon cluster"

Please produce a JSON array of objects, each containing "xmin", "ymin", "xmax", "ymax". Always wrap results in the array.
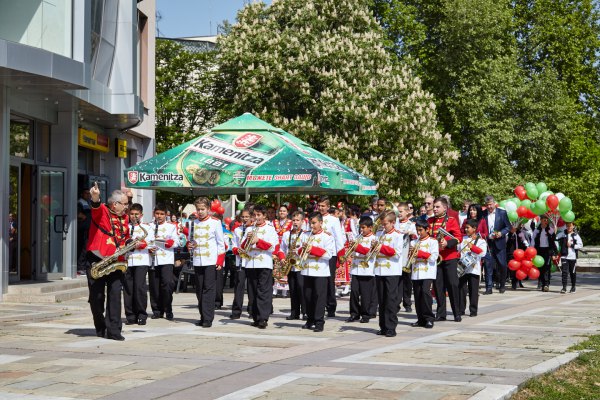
[
  {"xmin": 211, "ymin": 199, "xmax": 225, "ymax": 216},
  {"xmin": 499, "ymin": 181, "xmax": 575, "ymax": 228},
  {"xmin": 508, "ymin": 247, "xmax": 543, "ymax": 281}
]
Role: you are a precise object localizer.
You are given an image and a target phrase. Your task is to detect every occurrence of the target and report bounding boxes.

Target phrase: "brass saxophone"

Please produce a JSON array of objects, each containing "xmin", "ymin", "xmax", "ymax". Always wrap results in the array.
[
  {"xmin": 273, "ymin": 230, "xmax": 301, "ymax": 283},
  {"xmin": 90, "ymin": 223, "xmax": 148, "ymax": 279}
]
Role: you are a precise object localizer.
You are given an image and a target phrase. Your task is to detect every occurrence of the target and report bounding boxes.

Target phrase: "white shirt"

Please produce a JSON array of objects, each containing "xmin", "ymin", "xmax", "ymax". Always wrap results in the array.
[
  {"xmin": 298, "ymin": 230, "xmax": 334, "ymax": 277},
  {"xmin": 457, "ymin": 236, "xmax": 487, "ymax": 276},
  {"xmin": 281, "ymin": 229, "xmax": 304, "ymax": 272},
  {"xmin": 556, "ymin": 231, "xmax": 583, "ymax": 260},
  {"xmin": 410, "ymin": 237, "xmax": 438, "ymax": 280},
  {"xmin": 233, "ymin": 224, "xmax": 248, "ymax": 268},
  {"xmin": 487, "ymin": 210, "xmax": 496, "ymax": 236},
  {"xmin": 532, "ymin": 226, "xmax": 554, "ymax": 248},
  {"xmin": 241, "ymin": 223, "xmax": 278, "ymax": 270},
  {"xmin": 374, "ymin": 229, "xmax": 403, "ymax": 276},
  {"xmin": 127, "ymin": 223, "xmax": 154, "ymax": 267},
  {"xmin": 322, "ymin": 214, "xmax": 345, "ymax": 254},
  {"xmin": 152, "ymin": 222, "xmax": 181, "ymax": 265},
  {"xmin": 396, "ymin": 219, "xmax": 417, "ymax": 271},
  {"xmin": 189, "ymin": 216, "xmax": 225, "ymax": 267},
  {"xmin": 349, "ymin": 233, "xmax": 377, "ymax": 276}
]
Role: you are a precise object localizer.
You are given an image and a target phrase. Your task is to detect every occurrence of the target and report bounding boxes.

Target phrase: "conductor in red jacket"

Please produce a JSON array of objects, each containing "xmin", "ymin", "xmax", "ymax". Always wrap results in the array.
[
  {"xmin": 86, "ymin": 182, "xmax": 130, "ymax": 341},
  {"xmin": 428, "ymin": 197, "xmax": 463, "ymax": 322}
]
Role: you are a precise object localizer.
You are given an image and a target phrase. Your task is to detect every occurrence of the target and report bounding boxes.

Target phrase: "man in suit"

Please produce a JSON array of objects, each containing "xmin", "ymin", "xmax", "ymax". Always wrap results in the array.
[{"xmin": 482, "ymin": 195, "xmax": 511, "ymax": 294}]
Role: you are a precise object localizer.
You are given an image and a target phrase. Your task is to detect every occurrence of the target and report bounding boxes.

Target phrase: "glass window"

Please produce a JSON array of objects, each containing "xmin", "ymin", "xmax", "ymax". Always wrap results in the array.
[{"xmin": 10, "ymin": 114, "xmax": 33, "ymax": 159}]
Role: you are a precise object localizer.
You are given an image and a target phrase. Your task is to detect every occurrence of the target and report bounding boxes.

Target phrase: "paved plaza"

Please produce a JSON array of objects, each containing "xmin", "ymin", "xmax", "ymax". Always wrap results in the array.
[{"xmin": 0, "ymin": 274, "xmax": 599, "ymax": 400}]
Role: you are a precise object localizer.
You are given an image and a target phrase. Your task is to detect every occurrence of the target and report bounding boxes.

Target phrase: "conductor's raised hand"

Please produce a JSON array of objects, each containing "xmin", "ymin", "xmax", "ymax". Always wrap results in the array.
[{"xmin": 90, "ymin": 181, "xmax": 100, "ymax": 202}]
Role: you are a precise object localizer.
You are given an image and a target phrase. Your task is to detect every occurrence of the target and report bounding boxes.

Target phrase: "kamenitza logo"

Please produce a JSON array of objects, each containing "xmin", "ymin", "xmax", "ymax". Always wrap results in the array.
[{"xmin": 127, "ymin": 172, "xmax": 183, "ymax": 184}]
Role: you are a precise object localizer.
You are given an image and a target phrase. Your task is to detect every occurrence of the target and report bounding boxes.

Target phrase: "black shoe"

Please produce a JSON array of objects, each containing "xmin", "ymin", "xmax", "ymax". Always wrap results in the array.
[
  {"xmin": 425, "ymin": 321, "xmax": 434, "ymax": 329},
  {"xmin": 258, "ymin": 321, "xmax": 268, "ymax": 329},
  {"xmin": 469, "ymin": 312, "xmax": 477, "ymax": 317},
  {"xmin": 369, "ymin": 314, "xmax": 377, "ymax": 319},
  {"xmin": 410, "ymin": 322, "xmax": 424, "ymax": 328},
  {"xmin": 499, "ymin": 288, "xmax": 506, "ymax": 294},
  {"xmin": 376, "ymin": 330, "xmax": 385, "ymax": 335},
  {"xmin": 125, "ymin": 320, "xmax": 136, "ymax": 325},
  {"xmin": 302, "ymin": 323, "xmax": 315, "ymax": 330},
  {"xmin": 454, "ymin": 316, "xmax": 462, "ymax": 322},
  {"xmin": 359, "ymin": 317, "xmax": 370, "ymax": 323},
  {"xmin": 151, "ymin": 313, "xmax": 161, "ymax": 319},
  {"xmin": 345, "ymin": 316, "xmax": 359, "ymax": 323},
  {"xmin": 327, "ymin": 312, "xmax": 336, "ymax": 318},
  {"xmin": 107, "ymin": 333, "xmax": 125, "ymax": 341},
  {"xmin": 434, "ymin": 316, "xmax": 446, "ymax": 321},
  {"xmin": 96, "ymin": 329, "xmax": 106, "ymax": 338},
  {"xmin": 313, "ymin": 325, "xmax": 324, "ymax": 332},
  {"xmin": 482, "ymin": 289, "xmax": 493, "ymax": 295},
  {"xmin": 202, "ymin": 322, "xmax": 212, "ymax": 328},
  {"xmin": 460, "ymin": 311, "xmax": 466, "ymax": 316},
  {"xmin": 194, "ymin": 320, "xmax": 204, "ymax": 326},
  {"xmin": 229, "ymin": 314, "xmax": 241, "ymax": 320},
  {"xmin": 166, "ymin": 313, "xmax": 174, "ymax": 321},
  {"xmin": 137, "ymin": 319, "xmax": 146, "ymax": 325},
  {"xmin": 404, "ymin": 307, "xmax": 412, "ymax": 313},
  {"xmin": 570, "ymin": 287, "xmax": 576, "ymax": 293},
  {"xmin": 286, "ymin": 315, "xmax": 299, "ymax": 321},
  {"xmin": 385, "ymin": 331, "xmax": 397, "ymax": 337}
]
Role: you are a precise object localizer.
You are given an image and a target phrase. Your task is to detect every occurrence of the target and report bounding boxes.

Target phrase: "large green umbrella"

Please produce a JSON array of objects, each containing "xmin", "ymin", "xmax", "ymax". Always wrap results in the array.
[{"xmin": 125, "ymin": 113, "xmax": 377, "ymax": 196}]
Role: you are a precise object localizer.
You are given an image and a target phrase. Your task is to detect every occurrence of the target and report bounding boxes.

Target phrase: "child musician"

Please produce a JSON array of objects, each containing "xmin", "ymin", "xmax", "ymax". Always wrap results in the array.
[
  {"xmin": 298, "ymin": 212, "xmax": 335, "ymax": 332},
  {"xmin": 346, "ymin": 216, "xmax": 378, "ymax": 324},
  {"xmin": 240, "ymin": 205, "xmax": 279, "ymax": 329},
  {"xmin": 149, "ymin": 203, "xmax": 181, "ymax": 321},
  {"xmin": 124, "ymin": 203, "xmax": 153, "ymax": 326},
  {"xmin": 187, "ymin": 197, "xmax": 225, "ymax": 328},
  {"xmin": 457, "ymin": 219, "xmax": 487, "ymax": 317},
  {"xmin": 410, "ymin": 219, "xmax": 439, "ymax": 329},
  {"xmin": 280, "ymin": 211, "xmax": 306, "ymax": 320},
  {"xmin": 229, "ymin": 208, "xmax": 253, "ymax": 319},
  {"xmin": 396, "ymin": 202, "xmax": 417, "ymax": 313},
  {"xmin": 373, "ymin": 212, "xmax": 404, "ymax": 337}
]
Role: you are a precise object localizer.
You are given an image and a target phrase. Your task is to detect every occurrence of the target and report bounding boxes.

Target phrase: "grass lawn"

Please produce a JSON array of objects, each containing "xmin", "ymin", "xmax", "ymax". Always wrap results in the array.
[{"xmin": 512, "ymin": 334, "xmax": 600, "ymax": 399}]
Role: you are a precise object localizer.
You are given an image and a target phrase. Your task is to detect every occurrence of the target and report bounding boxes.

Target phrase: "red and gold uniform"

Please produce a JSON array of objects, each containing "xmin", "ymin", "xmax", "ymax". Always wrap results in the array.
[
  {"xmin": 273, "ymin": 218, "xmax": 293, "ymax": 241},
  {"xmin": 87, "ymin": 204, "xmax": 130, "ymax": 257}
]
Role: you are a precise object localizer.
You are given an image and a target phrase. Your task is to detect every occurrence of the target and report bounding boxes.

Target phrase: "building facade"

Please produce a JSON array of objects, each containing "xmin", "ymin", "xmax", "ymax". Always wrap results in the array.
[{"xmin": 0, "ymin": 0, "xmax": 155, "ymax": 298}]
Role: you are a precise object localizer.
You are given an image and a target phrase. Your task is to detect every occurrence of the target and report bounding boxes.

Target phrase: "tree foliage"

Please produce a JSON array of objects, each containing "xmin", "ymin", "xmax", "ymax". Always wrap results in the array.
[{"xmin": 217, "ymin": 0, "xmax": 457, "ymax": 198}]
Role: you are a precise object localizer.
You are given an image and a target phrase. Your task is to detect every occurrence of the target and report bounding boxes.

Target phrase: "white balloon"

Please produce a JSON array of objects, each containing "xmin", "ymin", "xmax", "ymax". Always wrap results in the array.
[
  {"xmin": 539, "ymin": 191, "xmax": 553, "ymax": 201},
  {"xmin": 556, "ymin": 192, "xmax": 565, "ymax": 201},
  {"xmin": 505, "ymin": 200, "xmax": 517, "ymax": 212}
]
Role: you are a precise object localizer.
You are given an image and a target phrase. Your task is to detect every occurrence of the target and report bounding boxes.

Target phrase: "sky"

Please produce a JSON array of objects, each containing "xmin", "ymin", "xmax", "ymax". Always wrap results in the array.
[{"xmin": 156, "ymin": 0, "xmax": 272, "ymax": 38}]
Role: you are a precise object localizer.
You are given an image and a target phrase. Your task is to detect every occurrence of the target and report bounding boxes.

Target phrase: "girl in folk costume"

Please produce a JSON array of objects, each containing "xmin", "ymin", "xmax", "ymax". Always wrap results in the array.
[
  {"xmin": 298, "ymin": 212, "xmax": 335, "ymax": 332},
  {"xmin": 373, "ymin": 212, "xmax": 404, "ymax": 337},
  {"xmin": 345, "ymin": 216, "xmax": 378, "ymax": 324},
  {"xmin": 124, "ymin": 203, "xmax": 154, "ymax": 326},
  {"xmin": 273, "ymin": 205, "xmax": 293, "ymax": 242},
  {"xmin": 230, "ymin": 208, "xmax": 253, "ymax": 320},
  {"xmin": 457, "ymin": 219, "xmax": 487, "ymax": 317},
  {"xmin": 240, "ymin": 205, "xmax": 279, "ymax": 329},
  {"xmin": 396, "ymin": 202, "xmax": 417, "ymax": 313},
  {"xmin": 187, "ymin": 197, "xmax": 226, "ymax": 328},
  {"xmin": 148, "ymin": 203, "xmax": 182, "ymax": 321},
  {"xmin": 410, "ymin": 219, "xmax": 439, "ymax": 329},
  {"xmin": 280, "ymin": 211, "xmax": 307, "ymax": 320},
  {"xmin": 557, "ymin": 221, "xmax": 583, "ymax": 293}
]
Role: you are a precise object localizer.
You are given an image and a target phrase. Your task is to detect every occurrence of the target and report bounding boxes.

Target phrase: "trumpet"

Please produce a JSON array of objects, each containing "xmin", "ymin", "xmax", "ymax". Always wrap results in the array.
[
  {"xmin": 436, "ymin": 226, "xmax": 459, "ymax": 242},
  {"xmin": 298, "ymin": 233, "xmax": 315, "ymax": 269},
  {"xmin": 360, "ymin": 237, "xmax": 384, "ymax": 268},
  {"xmin": 239, "ymin": 221, "xmax": 257, "ymax": 259},
  {"xmin": 339, "ymin": 234, "xmax": 362, "ymax": 264},
  {"xmin": 403, "ymin": 240, "xmax": 421, "ymax": 273}
]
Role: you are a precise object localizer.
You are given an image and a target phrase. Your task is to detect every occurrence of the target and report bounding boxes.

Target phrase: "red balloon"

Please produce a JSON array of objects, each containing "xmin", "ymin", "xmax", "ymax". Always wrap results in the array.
[
  {"xmin": 515, "ymin": 269, "xmax": 528, "ymax": 280},
  {"xmin": 517, "ymin": 206, "xmax": 528, "ymax": 218},
  {"xmin": 514, "ymin": 185, "xmax": 527, "ymax": 201},
  {"xmin": 526, "ymin": 210, "xmax": 537, "ymax": 219},
  {"xmin": 546, "ymin": 195, "xmax": 559, "ymax": 211},
  {"xmin": 521, "ymin": 260, "xmax": 533, "ymax": 273},
  {"xmin": 528, "ymin": 267, "xmax": 540, "ymax": 280},
  {"xmin": 216, "ymin": 206, "xmax": 225, "ymax": 215},
  {"xmin": 213, "ymin": 199, "xmax": 222, "ymax": 207},
  {"xmin": 524, "ymin": 247, "xmax": 537, "ymax": 260},
  {"xmin": 224, "ymin": 217, "xmax": 232, "ymax": 225},
  {"xmin": 513, "ymin": 249, "xmax": 525, "ymax": 261},
  {"xmin": 508, "ymin": 260, "xmax": 521, "ymax": 271}
]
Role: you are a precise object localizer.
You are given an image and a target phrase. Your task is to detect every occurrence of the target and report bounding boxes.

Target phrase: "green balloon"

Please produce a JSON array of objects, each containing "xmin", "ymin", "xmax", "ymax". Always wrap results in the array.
[
  {"xmin": 558, "ymin": 197, "xmax": 572, "ymax": 214},
  {"xmin": 535, "ymin": 199, "xmax": 547, "ymax": 213},
  {"xmin": 536, "ymin": 182, "xmax": 548, "ymax": 194},
  {"xmin": 521, "ymin": 199, "xmax": 532, "ymax": 209},
  {"xmin": 562, "ymin": 210, "xmax": 575, "ymax": 223},
  {"xmin": 512, "ymin": 198, "xmax": 521, "ymax": 207},
  {"xmin": 508, "ymin": 210, "xmax": 519, "ymax": 222},
  {"xmin": 237, "ymin": 202, "xmax": 246, "ymax": 211},
  {"xmin": 532, "ymin": 255, "xmax": 545, "ymax": 268},
  {"xmin": 526, "ymin": 186, "xmax": 539, "ymax": 200},
  {"xmin": 551, "ymin": 264, "xmax": 557, "ymax": 273},
  {"xmin": 499, "ymin": 200, "xmax": 507, "ymax": 209}
]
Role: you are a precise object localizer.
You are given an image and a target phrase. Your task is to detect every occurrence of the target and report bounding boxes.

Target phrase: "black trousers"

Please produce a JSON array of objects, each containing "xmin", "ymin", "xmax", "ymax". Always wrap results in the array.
[
  {"xmin": 223, "ymin": 254, "xmax": 236, "ymax": 288},
  {"xmin": 349, "ymin": 275, "xmax": 375, "ymax": 318},
  {"xmin": 326, "ymin": 256, "xmax": 338, "ymax": 314},
  {"xmin": 538, "ymin": 247, "xmax": 552, "ymax": 287},
  {"xmin": 434, "ymin": 258, "xmax": 460, "ymax": 319},
  {"xmin": 194, "ymin": 265, "xmax": 216, "ymax": 323},
  {"xmin": 215, "ymin": 266, "xmax": 224, "ymax": 308},
  {"xmin": 369, "ymin": 277, "xmax": 379, "ymax": 317},
  {"xmin": 398, "ymin": 271, "xmax": 413, "ymax": 308},
  {"xmin": 231, "ymin": 267, "xmax": 251, "ymax": 317},
  {"xmin": 85, "ymin": 252, "xmax": 123, "ymax": 336},
  {"xmin": 376, "ymin": 275, "xmax": 400, "ymax": 333},
  {"xmin": 149, "ymin": 264, "xmax": 174, "ymax": 315},
  {"xmin": 304, "ymin": 276, "xmax": 328, "ymax": 328},
  {"xmin": 246, "ymin": 268, "xmax": 273, "ymax": 323},
  {"xmin": 413, "ymin": 279, "xmax": 434, "ymax": 324},
  {"xmin": 561, "ymin": 259, "xmax": 577, "ymax": 288},
  {"xmin": 288, "ymin": 271, "xmax": 305, "ymax": 317},
  {"xmin": 124, "ymin": 265, "xmax": 148, "ymax": 322},
  {"xmin": 458, "ymin": 273, "xmax": 479, "ymax": 315}
]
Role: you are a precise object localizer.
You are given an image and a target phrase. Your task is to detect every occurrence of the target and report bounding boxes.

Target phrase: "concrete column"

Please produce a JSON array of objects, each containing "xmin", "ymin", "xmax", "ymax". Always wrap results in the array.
[{"xmin": 0, "ymin": 86, "xmax": 8, "ymax": 296}]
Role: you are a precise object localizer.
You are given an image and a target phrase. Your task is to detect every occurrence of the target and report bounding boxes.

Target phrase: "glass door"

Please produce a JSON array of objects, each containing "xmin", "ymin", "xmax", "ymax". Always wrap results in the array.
[
  {"xmin": 9, "ymin": 165, "xmax": 19, "ymax": 282},
  {"xmin": 38, "ymin": 167, "xmax": 67, "ymax": 279}
]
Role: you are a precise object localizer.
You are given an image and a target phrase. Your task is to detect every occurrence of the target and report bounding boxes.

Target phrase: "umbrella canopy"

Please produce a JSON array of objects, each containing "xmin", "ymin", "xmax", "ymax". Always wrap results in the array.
[{"xmin": 125, "ymin": 113, "xmax": 377, "ymax": 196}]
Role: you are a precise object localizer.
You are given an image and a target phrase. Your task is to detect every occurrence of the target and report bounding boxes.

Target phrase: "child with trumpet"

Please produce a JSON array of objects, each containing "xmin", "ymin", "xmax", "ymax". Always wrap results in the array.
[
  {"xmin": 457, "ymin": 220, "xmax": 487, "ymax": 317},
  {"xmin": 410, "ymin": 219, "xmax": 439, "ymax": 329}
]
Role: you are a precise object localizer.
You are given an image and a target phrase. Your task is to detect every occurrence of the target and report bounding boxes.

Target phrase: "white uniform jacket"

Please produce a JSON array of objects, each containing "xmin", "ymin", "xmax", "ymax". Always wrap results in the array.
[
  {"xmin": 241, "ymin": 222, "xmax": 278, "ymax": 270},
  {"xmin": 152, "ymin": 222, "xmax": 181, "ymax": 265},
  {"xmin": 349, "ymin": 233, "xmax": 378, "ymax": 276},
  {"xmin": 127, "ymin": 222, "xmax": 154, "ymax": 267},
  {"xmin": 457, "ymin": 236, "xmax": 487, "ymax": 276},
  {"xmin": 298, "ymin": 230, "xmax": 334, "ymax": 277},
  {"xmin": 322, "ymin": 214, "xmax": 345, "ymax": 254},
  {"xmin": 374, "ymin": 229, "xmax": 404, "ymax": 276},
  {"xmin": 410, "ymin": 237, "xmax": 438, "ymax": 280},
  {"xmin": 189, "ymin": 216, "xmax": 225, "ymax": 267}
]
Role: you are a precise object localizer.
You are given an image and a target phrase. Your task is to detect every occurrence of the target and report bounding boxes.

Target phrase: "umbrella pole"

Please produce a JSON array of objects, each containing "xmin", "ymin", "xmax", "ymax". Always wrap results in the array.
[{"xmin": 277, "ymin": 192, "xmax": 281, "ymax": 207}]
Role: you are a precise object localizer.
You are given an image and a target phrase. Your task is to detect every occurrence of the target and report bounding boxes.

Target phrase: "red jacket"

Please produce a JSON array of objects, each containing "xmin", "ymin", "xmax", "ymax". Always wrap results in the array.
[
  {"xmin": 87, "ymin": 203, "xmax": 130, "ymax": 257},
  {"xmin": 427, "ymin": 214, "xmax": 461, "ymax": 261}
]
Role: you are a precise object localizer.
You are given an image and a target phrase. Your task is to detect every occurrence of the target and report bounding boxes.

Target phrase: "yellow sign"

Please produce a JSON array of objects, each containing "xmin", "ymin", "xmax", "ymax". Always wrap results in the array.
[
  {"xmin": 78, "ymin": 128, "xmax": 109, "ymax": 153},
  {"xmin": 116, "ymin": 138, "xmax": 127, "ymax": 158}
]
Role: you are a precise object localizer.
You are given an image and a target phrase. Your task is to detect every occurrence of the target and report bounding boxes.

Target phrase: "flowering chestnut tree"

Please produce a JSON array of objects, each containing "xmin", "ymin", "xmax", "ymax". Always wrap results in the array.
[{"xmin": 217, "ymin": 0, "xmax": 458, "ymax": 198}]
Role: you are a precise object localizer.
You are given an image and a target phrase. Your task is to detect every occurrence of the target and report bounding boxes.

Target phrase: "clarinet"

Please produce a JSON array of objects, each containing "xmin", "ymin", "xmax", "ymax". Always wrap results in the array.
[{"xmin": 149, "ymin": 222, "xmax": 158, "ymax": 270}]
